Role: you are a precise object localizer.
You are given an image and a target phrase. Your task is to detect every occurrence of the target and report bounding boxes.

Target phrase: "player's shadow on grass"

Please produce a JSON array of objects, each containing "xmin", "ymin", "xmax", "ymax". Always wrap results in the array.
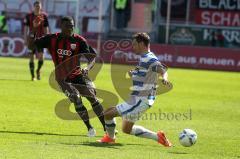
[
  {"xmin": 0, "ymin": 130, "xmax": 86, "ymax": 137},
  {"xmin": 0, "ymin": 79, "xmax": 31, "ymax": 82},
  {"xmin": 82, "ymin": 142, "xmax": 123, "ymax": 149},
  {"xmin": 60, "ymin": 141, "xmax": 156, "ymax": 149},
  {"xmin": 168, "ymin": 151, "xmax": 188, "ymax": 155},
  {"xmin": 59, "ymin": 142, "xmax": 123, "ymax": 149}
]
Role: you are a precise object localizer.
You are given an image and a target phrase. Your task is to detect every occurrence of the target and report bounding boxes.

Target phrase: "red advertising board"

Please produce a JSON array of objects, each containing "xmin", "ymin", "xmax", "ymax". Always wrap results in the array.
[
  {"xmin": 1, "ymin": 37, "xmax": 240, "ymax": 72},
  {"xmin": 0, "ymin": 35, "xmax": 27, "ymax": 57},
  {"xmin": 195, "ymin": 10, "xmax": 240, "ymax": 26},
  {"xmin": 98, "ymin": 40, "xmax": 240, "ymax": 72},
  {"xmin": 151, "ymin": 44, "xmax": 240, "ymax": 71}
]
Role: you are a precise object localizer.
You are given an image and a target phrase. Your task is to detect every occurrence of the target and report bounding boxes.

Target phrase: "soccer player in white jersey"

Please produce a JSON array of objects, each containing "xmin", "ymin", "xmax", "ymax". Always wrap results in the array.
[{"xmin": 97, "ymin": 33, "xmax": 172, "ymax": 147}]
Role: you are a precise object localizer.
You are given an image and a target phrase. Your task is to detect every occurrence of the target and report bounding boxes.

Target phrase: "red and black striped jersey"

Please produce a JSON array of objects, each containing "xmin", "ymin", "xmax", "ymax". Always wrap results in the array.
[
  {"xmin": 34, "ymin": 33, "xmax": 96, "ymax": 81},
  {"xmin": 24, "ymin": 12, "xmax": 49, "ymax": 38}
]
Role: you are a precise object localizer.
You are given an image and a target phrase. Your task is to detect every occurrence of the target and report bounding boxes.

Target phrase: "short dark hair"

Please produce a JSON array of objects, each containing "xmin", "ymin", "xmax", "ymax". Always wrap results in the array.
[
  {"xmin": 132, "ymin": 32, "xmax": 150, "ymax": 47},
  {"xmin": 34, "ymin": 1, "xmax": 41, "ymax": 6},
  {"xmin": 61, "ymin": 16, "xmax": 74, "ymax": 24}
]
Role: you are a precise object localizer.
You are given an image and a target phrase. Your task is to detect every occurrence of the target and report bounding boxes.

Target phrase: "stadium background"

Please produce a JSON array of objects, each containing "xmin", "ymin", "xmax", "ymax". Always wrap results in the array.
[{"xmin": 0, "ymin": 0, "xmax": 239, "ymax": 71}]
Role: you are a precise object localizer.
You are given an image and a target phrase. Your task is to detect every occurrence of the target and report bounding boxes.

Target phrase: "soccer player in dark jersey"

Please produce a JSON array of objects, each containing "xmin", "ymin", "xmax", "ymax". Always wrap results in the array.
[
  {"xmin": 24, "ymin": 1, "xmax": 49, "ymax": 81},
  {"xmin": 28, "ymin": 16, "xmax": 106, "ymax": 137}
]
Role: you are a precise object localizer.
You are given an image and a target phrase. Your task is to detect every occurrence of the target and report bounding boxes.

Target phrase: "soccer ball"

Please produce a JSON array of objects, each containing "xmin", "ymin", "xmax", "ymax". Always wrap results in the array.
[{"xmin": 179, "ymin": 129, "xmax": 197, "ymax": 147}]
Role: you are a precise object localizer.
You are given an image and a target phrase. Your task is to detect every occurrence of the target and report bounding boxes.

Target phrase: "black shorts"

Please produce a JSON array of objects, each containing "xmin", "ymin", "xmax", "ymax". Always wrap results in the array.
[
  {"xmin": 58, "ymin": 76, "xmax": 97, "ymax": 102},
  {"xmin": 28, "ymin": 47, "xmax": 44, "ymax": 54},
  {"xmin": 27, "ymin": 33, "xmax": 44, "ymax": 54}
]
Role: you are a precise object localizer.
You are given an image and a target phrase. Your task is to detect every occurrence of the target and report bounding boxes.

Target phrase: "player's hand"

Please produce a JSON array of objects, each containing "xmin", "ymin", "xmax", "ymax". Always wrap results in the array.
[
  {"xmin": 81, "ymin": 68, "xmax": 89, "ymax": 76},
  {"xmin": 26, "ymin": 33, "xmax": 35, "ymax": 49},
  {"xmin": 162, "ymin": 79, "xmax": 170, "ymax": 86},
  {"xmin": 128, "ymin": 70, "xmax": 133, "ymax": 77},
  {"xmin": 33, "ymin": 15, "xmax": 44, "ymax": 28}
]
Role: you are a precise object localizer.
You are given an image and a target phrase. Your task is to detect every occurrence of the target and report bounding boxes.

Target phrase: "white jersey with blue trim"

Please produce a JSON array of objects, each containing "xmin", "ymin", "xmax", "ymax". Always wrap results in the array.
[{"xmin": 130, "ymin": 52, "xmax": 167, "ymax": 105}]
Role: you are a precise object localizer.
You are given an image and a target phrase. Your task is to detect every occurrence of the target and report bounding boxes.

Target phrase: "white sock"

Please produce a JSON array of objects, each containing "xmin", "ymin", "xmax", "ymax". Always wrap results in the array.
[
  {"xmin": 130, "ymin": 125, "xmax": 158, "ymax": 141},
  {"xmin": 105, "ymin": 118, "xmax": 116, "ymax": 139}
]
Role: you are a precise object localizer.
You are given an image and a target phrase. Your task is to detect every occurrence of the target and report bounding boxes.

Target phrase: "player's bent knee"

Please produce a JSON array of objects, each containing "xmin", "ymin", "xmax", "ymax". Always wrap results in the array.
[
  {"xmin": 86, "ymin": 96, "xmax": 98, "ymax": 105},
  {"xmin": 103, "ymin": 107, "xmax": 117, "ymax": 120},
  {"xmin": 104, "ymin": 112, "xmax": 113, "ymax": 120},
  {"xmin": 74, "ymin": 102, "xmax": 85, "ymax": 112},
  {"xmin": 29, "ymin": 55, "xmax": 34, "ymax": 61},
  {"xmin": 67, "ymin": 93, "xmax": 79, "ymax": 103},
  {"xmin": 122, "ymin": 127, "xmax": 132, "ymax": 134},
  {"xmin": 122, "ymin": 120, "xmax": 134, "ymax": 134},
  {"xmin": 38, "ymin": 54, "xmax": 44, "ymax": 60}
]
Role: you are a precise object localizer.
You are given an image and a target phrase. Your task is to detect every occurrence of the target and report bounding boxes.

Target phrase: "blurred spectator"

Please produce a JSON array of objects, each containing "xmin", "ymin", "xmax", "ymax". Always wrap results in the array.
[
  {"xmin": 114, "ymin": 0, "xmax": 131, "ymax": 29},
  {"xmin": 0, "ymin": 11, "xmax": 8, "ymax": 33},
  {"xmin": 211, "ymin": 31, "xmax": 217, "ymax": 47},
  {"xmin": 8, "ymin": 18, "xmax": 22, "ymax": 34},
  {"xmin": 217, "ymin": 30, "xmax": 224, "ymax": 47},
  {"xmin": 152, "ymin": 0, "xmax": 157, "ymax": 23}
]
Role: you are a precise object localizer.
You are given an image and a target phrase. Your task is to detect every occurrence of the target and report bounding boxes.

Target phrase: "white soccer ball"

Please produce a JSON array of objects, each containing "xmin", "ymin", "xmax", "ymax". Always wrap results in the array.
[{"xmin": 179, "ymin": 129, "xmax": 197, "ymax": 147}]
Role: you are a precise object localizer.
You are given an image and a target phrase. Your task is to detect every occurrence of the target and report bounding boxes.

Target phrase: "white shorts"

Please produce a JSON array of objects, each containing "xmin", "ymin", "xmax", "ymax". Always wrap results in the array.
[{"xmin": 116, "ymin": 98, "xmax": 151, "ymax": 123}]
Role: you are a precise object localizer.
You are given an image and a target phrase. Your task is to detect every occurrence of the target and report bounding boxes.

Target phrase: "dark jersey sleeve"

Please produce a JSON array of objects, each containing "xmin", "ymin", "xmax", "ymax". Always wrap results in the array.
[
  {"xmin": 43, "ymin": 14, "xmax": 49, "ymax": 27},
  {"xmin": 79, "ymin": 40, "xmax": 96, "ymax": 62},
  {"xmin": 24, "ymin": 14, "xmax": 30, "ymax": 26},
  {"xmin": 34, "ymin": 34, "xmax": 52, "ymax": 49}
]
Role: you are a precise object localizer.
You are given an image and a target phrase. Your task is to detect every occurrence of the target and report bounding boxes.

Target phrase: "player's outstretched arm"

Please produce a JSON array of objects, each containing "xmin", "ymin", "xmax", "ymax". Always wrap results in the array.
[
  {"xmin": 44, "ymin": 27, "xmax": 50, "ymax": 34},
  {"xmin": 43, "ymin": 15, "xmax": 50, "ymax": 34},
  {"xmin": 154, "ymin": 64, "xmax": 169, "ymax": 85},
  {"xmin": 23, "ymin": 26, "xmax": 29, "ymax": 45},
  {"xmin": 161, "ymin": 72, "xmax": 169, "ymax": 85},
  {"xmin": 81, "ymin": 46, "xmax": 97, "ymax": 75},
  {"xmin": 28, "ymin": 34, "xmax": 51, "ymax": 51},
  {"xmin": 23, "ymin": 14, "xmax": 31, "ymax": 46},
  {"xmin": 27, "ymin": 34, "xmax": 36, "ymax": 50}
]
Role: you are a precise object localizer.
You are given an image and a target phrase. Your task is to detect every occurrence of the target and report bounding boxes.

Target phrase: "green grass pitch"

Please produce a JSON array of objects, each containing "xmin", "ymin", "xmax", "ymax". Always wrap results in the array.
[{"xmin": 0, "ymin": 57, "xmax": 239, "ymax": 159}]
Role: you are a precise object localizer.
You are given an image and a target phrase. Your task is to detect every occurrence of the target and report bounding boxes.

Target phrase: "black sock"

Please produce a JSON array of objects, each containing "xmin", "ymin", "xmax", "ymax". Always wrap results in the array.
[
  {"xmin": 75, "ymin": 104, "xmax": 92, "ymax": 130},
  {"xmin": 37, "ymin": 60, "xmax": 43, "ymax": 72},
  {"xmin": 92, "ymin": 101, "xmax": 106, "ymax": 131},
  {"xmin": 29, "ymin": 62, "xmax": 35, "ymax": 78}
]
